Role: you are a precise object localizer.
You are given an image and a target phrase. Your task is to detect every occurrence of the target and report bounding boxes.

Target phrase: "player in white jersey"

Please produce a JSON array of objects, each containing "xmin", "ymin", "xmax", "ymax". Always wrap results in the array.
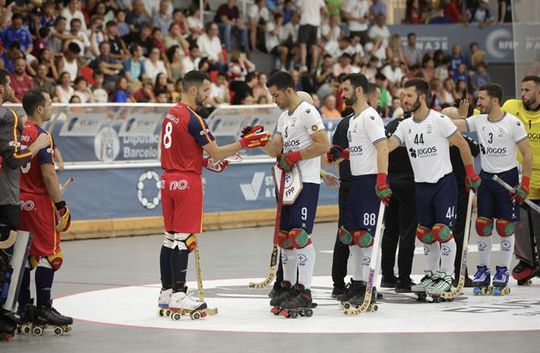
[
  {"xmin": 326, "ymin": 73, "xmax": 391, "ymax": 306},
  {"xmin": 452, "ymin": 84, "xmax": 533, "ymax": 295},
  {"xmin": 387, "ymin": 79, "xmax": 480, "ymax": 298},
  {"xmin": 262, "ymin": 71, "xmax": 330, "ymax": 316}
]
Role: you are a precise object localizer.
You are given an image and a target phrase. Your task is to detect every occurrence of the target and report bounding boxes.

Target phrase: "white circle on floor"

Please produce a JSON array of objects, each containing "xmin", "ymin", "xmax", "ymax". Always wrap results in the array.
[{"xmin": 55, "ymin": 276, "xmax": 540, "ymax": 334}]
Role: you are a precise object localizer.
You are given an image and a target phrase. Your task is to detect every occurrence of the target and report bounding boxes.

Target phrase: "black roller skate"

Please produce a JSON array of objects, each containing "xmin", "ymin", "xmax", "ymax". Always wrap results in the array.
[
  {"xmin": 17, "ymin": 300, "xmax": 36, "ymax": 335},
  {"xmin": 32, "ymin": 300, "xmax": 73, "ymax": 336},
  {"xmin": 269, "ymin": 281, "xmax": 295, "ymax": 315},
  {"xmin": 343, "ymin": 282, "xmax": 378, "ymax": 314},
  {"xmin": 279, "ymin": 284, "xmax": 313, "ymax": 319},
  {"xmin": 0, "ymin": 312, "xmax": 17, "ymax": 342},
  {"xmin": 513, "ymin": 260, "xmax": 540, "ymax": 286},
  {"xmin": 337, "ymin": 279, "xmax": 365, "ymax": 305}
]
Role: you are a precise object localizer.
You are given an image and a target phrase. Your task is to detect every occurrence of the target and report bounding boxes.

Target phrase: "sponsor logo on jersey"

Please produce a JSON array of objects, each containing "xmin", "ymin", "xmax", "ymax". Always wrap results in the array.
[
  {"xmin": 19, "ymin": 135, "xmax": 30, "ymax": 143},
  {"xmin": 408, "ymin": 146, "xmax": 437, "ymax": 158},
  {"xmin": 19, "ymin": 200, "xmax": 35, "ymax": 211},
  {"xmin": 199, "ymin": 128, "xmax": 211, "ymax": 136},
  {"xmin": 349, "ymin": 145, "xmax": 363, "ymax": 154},
  {"xmin": 165, "ymin": 113, "xmax": 179, "ymax": 124},
  {"xmin": 480, "ymin": 144, "xmax": 507, "ymax": 155},
  {"xmin": 284, "ymin": 139, "xmax": 301, "ymax": 149}
]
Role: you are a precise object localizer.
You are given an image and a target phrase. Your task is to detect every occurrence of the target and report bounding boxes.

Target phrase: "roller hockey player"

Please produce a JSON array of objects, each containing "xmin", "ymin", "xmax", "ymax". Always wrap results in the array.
[
  {"xmin": 326, "ymin": 73, "xmax": 390, "ymax": 311},
  {"xmin": 387, "ymin": 79, "xmax": 479, "ymax": 302},
  {"xmin": 501, "ymin": 76, "xmax": 540, "ymax": 285},
  {"xmin": 158, "ymin": 71, "xmax": 269, "ymax": 319},
  {"xmin": 263, "ymin": 71, "xmax": 330, "ymax": 318},
  {"xmin": 452, "ymin": 84, "xmax": 532, "ymax": 296}
]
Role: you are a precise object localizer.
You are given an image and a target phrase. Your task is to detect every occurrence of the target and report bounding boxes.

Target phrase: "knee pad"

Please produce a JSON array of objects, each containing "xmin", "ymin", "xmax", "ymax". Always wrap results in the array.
[
  {"xmin": 175, "ymin": 233, "xmax": 197, "ymax": 252},
  {"xmin": 353, "ymin": 229, "xmax": 374, "ymax": 248},
  {"xmin": 278, "ymin": 230, "xmax": 293, "ymax": 249},
  {"xmin": 37, "ymin": 252, "xmax": 63, "ymax": 271},
  {"xmin": 496, "ymin": 219, "xmax": 515, "ymax": 237},
  {"xmin": 338, "ymin": 226, "xmax": 353, "ymax": 245},
  {"xmin": 475, "ymin": 217, "xmax": 493, "ymax": 237},
  {"xmin": 416, "ymin": 225, "xmax": 435, "ymax": 244},
  {"xmin": 162, "ymin": 232, "xmax": 175, "ymax": 249},
  {"xmin": 432, "ymin": 223, "xmax": 453, "ymax": 243},
  {"xmin": 288, "ymin": 228, "xmax": 312, "ymax": 249}
]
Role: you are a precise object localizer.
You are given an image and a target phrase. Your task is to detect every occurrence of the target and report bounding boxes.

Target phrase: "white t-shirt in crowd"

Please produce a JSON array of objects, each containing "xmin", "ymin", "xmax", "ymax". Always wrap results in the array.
[
  {"xmin": 298, "ymin": 0, "xmax": 325, "ymax": 27},
  {"xmin": 343, "ymin": 0, "xmax": 370, "ymax": 32},
  {"xmin": 197, "ymin": 34, "xmax": 222, "ymax": 62}
]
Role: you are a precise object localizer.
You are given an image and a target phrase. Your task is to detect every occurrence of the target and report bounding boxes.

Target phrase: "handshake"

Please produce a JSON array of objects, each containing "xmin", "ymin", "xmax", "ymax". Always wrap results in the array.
[{"xmin": 239, "ymin": 125, "xmax": 270, "ymax": 149}]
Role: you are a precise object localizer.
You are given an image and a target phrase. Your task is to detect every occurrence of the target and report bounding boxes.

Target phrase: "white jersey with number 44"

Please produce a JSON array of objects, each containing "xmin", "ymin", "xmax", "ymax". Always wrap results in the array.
[
  {"xmin": 466, "ymin": 113, "xmax": 527, "ymax": 173},
  {"xmin": 347, "ymin": 106, "xmax": 386, "ymax": 176},
  {"xmin": 393, "ymin": 110, "xmax": 457, "ymax": 183},
  {"xmin": 276, "ymin": 101, "xmax": 325, "ymax": 184}
]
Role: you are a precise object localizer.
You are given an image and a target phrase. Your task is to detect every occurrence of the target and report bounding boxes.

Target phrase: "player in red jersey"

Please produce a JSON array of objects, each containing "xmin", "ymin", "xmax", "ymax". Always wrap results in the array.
[
  {"xmin": 158, "ymin": 70, "xmax": 270, "ymax": 316},
  {"xmin": 17, "ymin": 90, "xmax": 73, "ymax": 334}
]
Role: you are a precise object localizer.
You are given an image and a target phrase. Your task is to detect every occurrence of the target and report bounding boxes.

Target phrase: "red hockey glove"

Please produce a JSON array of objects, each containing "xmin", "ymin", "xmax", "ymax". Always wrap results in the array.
[
  {"xmin": 375, "ymin": 173, "xmax": 392, "ymax": 206},
  {"xmin": 277, "ymin": 151, "xmax": 302, "ymax": 172},
  {"xmin": 465, "ymin": 164, "xmax": 480, "ymax": 192},
  {"xmin": 512, "ymin": 176, "xmax": 530, "ymax": 203},
  {"xmin": 203, "ymin": 157, "xmax": 229, "ymax": 173},
  {"xmin": 239, "ymin": 125, "xmax": 270, "ymax": 148},
  {"xmin": 326, "ymin": 144, "xmax": 349, "ymax": 162}
]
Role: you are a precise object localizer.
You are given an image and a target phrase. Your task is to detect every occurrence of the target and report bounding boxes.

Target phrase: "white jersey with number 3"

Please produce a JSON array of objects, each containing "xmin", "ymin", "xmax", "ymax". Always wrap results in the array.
[
  {"xmin": 466, "ymin": 113, "xmax": 527, "ymax": 173},
  {"xmin": 393, "ymin": 110, "xmax": 457, "ymax": 183},
  {"xmin": 276, "ymin": 101, "xmax": 326, "ymax": 184},
  {"xmin": 348, "ymin": 106, "xmax": 386, "ymax": 176}
]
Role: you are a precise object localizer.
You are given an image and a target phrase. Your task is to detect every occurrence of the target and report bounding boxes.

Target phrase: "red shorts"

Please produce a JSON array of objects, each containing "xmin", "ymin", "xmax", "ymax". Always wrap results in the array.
[
  {"xmin": 19, "ymin": 193, "xmax": 61, "ymax": 258},
  {"xmin": 161, "ymin": 171, "xmax": 203, "ymax": 233}
]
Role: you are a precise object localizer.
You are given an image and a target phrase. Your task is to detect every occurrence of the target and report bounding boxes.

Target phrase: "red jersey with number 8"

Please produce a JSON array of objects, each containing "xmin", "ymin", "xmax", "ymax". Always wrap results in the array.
[
  {"xmin": 20, "ymin": 120, "xmax": 54, "ymax": 195},
  {"xmin": 160, "ymin": 102, "xmax": 215, "ymax": 173}
]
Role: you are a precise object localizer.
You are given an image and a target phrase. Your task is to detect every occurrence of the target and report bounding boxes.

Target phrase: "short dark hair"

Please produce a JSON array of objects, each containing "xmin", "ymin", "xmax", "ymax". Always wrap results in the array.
[
  {"xmin": 12, "ymin": 13, "xmax": 23, "ymax": 21},
  {"xmin": 22, "ymin": 90, "xmax": 47, "ymax": 116},
  {"xmin": 344, "ymin": 73, "xmax": 368, "ymax": 95},
  {"xmin": 0, "ymin": 68, "xmax": 9, "ymax": 86},
  {"xmin": 404, "ymin": 78, "xmax": 429, "ymax": 98},
  {"xmin": 367, "ymin": 82, "xmax": 378, "ymax": 95},
  {"xmin": 182, "ymin": 70, "xmax": 208, "ymax": 91},
  {"xmin": 479, "ymin": 83, "xmax": 503, "ymax": 103},
  {"xmin": 407, "ymin": 32, "xmax": 416, "ymax": 39},
  {"xmin": 522, "ymin": 75, "xmax": 540, "ymax": 86},
  {"xmin": 266, "ymin": 71, "xmax": 294, "ymax": 90}
]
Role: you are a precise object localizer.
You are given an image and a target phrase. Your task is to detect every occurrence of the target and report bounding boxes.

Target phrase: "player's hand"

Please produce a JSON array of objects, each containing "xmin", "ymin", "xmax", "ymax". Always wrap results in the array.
[
  {"xmin": 203, "ymin": 157, "xmax": 229, "ymax": 173},
  {"xmin": 326, "ymin": 144, "xmax": 349, "ymax": 162},
  {"xmin": 375, "ymin": 173, "xmax": 392, "ymax": 206},
  {"xmin": 321, "ymin": 170, "xmax": 340, "ymax": 187},
  {"xmin": 55, "ymin": 201, "xmax": 71, "ymax": 232},
  {"xmin": 277, "ymin": 151, "xmax": 302, "ymax": 172},
  {"xmin": 34, "ymin": 133, "xmax": 51, "ymax": 150},
  {"xmin": 465, "ymin": 164, "xmax": 481, "ymax": 192},
  {"xmin": 239, "ymin": 125, "xmax": 270, "ymax": 148},
  {"xmin": 511, "ymin": 177, "xmax": 530, "ymax": 203},
  {"xmin": 458, "ymin": 98, "xmax": 470, "ymax": 119}
]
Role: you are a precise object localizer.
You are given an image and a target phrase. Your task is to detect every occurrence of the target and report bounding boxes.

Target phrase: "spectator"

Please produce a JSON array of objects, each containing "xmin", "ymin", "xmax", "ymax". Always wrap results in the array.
[
  {"xmin": 89, "ymin": 17, "xmax": 107, "ymax": 58},
  {"xmin": 441, "ymin": 77, "xmax": 456, "ymax": 106},
  {"xmin": 106, "ymin": 20, "xmax": 128, "ymax": 61},
  {"xmin": 297, "ymin": 0, "xmax": 326, "ymax": 72},
  {"xmin": 115, "ymin": 9, "xmax": 129, "ymax": 37},
  {"xmin": 171, "ymin": 77, "xmax": 182, "ymax": 102},
  {"xmin": 214, "ymin": 0, "xmax": 249, "ymax": 51},
  {"xmin": 453, "ymin": 63, "xmax": 469, "ymax": 83},
  {"xmin": 441, "ymin": 0, "xmax": 461, "ymax": 23},
  {"xmin": 342, "ymin": 0, "xmax": 370, "ymax": 44},
  {"xmin": 39, "ymin": 1, "xmax": 56, "ymax": 29},
  {"xmin": 257, "ymin": 95, "xmax": 269, "ymax": 104},
  {"xmin": 370, "ymin": 0, "xmax": 388, "ymax": 18},
  {"xmin": 123, "ymin": 43, "xmax": 145, "ymax": 90},
  {"xmin": 321, "ymin": 15, "xmax": 341, "ymax": 58},
  {"xmin": 62, "ymin": 0, "xmax": 87, "ymax": 32},
  {"xmin": 197, "ymin": 23, "xmax": 225, "ymax": 71},
  {"xmin": 450, "ymin": 44, "xmax": 466, "ymax": 73},
  {"xmin": 468, "ymin": 0, "xmax": 495, "ymax": 27},
  {"xmin": 362, "ymin": 56, "xmax": 379, "ymax": 82},
  {"xmin": 166, "ymin": 45, "xmax": 184, "ymax": 83},
  {"xmin": 405, "ymin": 0, "xmax": 429, "ymax": 24},
  {"xmin": 66, "ymin": 18, "xmax": 91, "ymax": 58},
  {"xmin": 186, "ymin": 6, "xmax": 204, "ymax": 40},
  {"xmin": 125, "ymin": 22, "xmax": 154, "ymax": 56},
  {"xmin": 0, "ymin": 41, "xmax": 23, "ymax": 74},
  {"xmin": 228, "ymin": 50, "xmax": 255, "ymax": 83},
  {"xmin": 33, "ymin": 26, "xmax": 51, "ymax": 58},
  {"xmin": 69, "ymin": 95, "xmax": 82, "ymax": 103},
  {"xmin": 73, "ymin": 76, "xmax": 94, "ymax": 103},
  {"xmin": 132, "ymin": 78, "xmax": 156, "ymax": 102},
  {"xmin": 113, "ymin": 76, "xmax": 131, "ymax": 102},
  {"xmin": 54, "ymin": 71, "xmax": 75, "ymax": 103},
  {"xmin": 421, "ymin": 56, "xmax": 436, "ymax": 82},
  {"xmin": 316, "ymin": 55, "xmax": 335, "ymax": 87},
  {"xmin": 57, "ymin": 42, "xmax": 81, "ymax": 83},
  {"xmin": 386, "ymin": 33, "xmax": 405, "ymax": 65},
  {"xmin": 210, "ymin": 72, "xmax": 230, "ymax": 104},
  {"xmin": 453, "ymin": 78, "xmax": 469, "ymax": 101},
  {"xmin": 382, "ymin": 57, "xmax": 405, "ymax": 87},
  {"xmin": 1, "ymin": 13, "xmax": 33, "ymax": 59},
  {"xmin": 127, "ymin": 0, "xmax": 151, "ymax": 33},
  {"xmin": 433, "ymin": 49, "xmax": 449, "ymax": 81},
  {"xmin": 88, "ymin": 1, "xmax": 115, "ymax": 23},
  {"xmin": 144, "ymin": 47, "xmax": 167, "ymax": 82},
  {"xmin": 152, "ymin": 0, "xmax": 173, "ymax": 34},
  {"xmin": 367, "ymin": 14, "xmax": 391, "ymax": 51},
  {"xmin": 265, "ymin": 13, "xmax": 288, "ymax": 71},
  {"xmin": 252, "ymin": 72, "xmax": 272, "ymax": 102},
  {"xmin": 33, "ymin": 63, "xmax": 56, "ymax": 97},
  {"xmin": 91, "ymin": 70, "xmax": 109, "ymax": 102},
  {"xmin": 151, "ymin": 28, "xmax": 167, "ymax": 56},
  {"xmin": 49, "ymin": 17, "xmax": 72, "ymax": 54},
  {"xmin": 34, "ymin": 48, "xmax": 59, "ymax": 81},
  {"xmin": 154, "ymin": 72, "xmax": 170, "ymax": 96},
  {"xmin": 248, "ymin": 0, "xmax": 270, "ymax": 51},
  {"xmin": 90, "ymin": 41, "xmax": 123, "ymax": 92},
  {"xmin": 498, "ymin": 0, "xmax": 512, "ymax": 23},
  {"xmin": 321, "ymin": 94, "xmax": 341, "ymax": 119},
  {"xmin": 375, "ymin": 72, "xmax": 392, "ymax": 115},
  {"xmin": 182, "ymin": 44, "xmax": 201, "ymax": 75},
  {"xmin": 403, "ymin": 33, "xmax": 422, "ymax": 68},
  {"xmin": 333, "ymin": 53, "xmax": 354, "ymax": 77},
  {"xmin": 171, "ymin": 9, "xmax": 190, "ymax": 38},
  {"xmin": 471, "ymin": 61, "xmax": 491, "ymax": 91},
  {"xmin": 9, "ymin": 57, "xmax": 33, "ymax": 102},
  {"xmin": 311, "ymin": 93, "xmax": 321, "ymax": 112}
]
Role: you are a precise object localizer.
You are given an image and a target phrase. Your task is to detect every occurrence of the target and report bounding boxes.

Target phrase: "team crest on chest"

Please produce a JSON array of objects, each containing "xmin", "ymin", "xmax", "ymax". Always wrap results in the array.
[
  {"xmin": 311, "ymin": 124, "xmax": 318, "ymax": 132},
  {"xmin": 426, "ymin": 124, "xmax": 433, "ymax": 134}
]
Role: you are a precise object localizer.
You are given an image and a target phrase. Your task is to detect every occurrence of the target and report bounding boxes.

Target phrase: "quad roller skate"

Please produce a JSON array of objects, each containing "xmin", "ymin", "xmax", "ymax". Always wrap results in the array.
[
  {"xmin": 472, "ymin": 265, "xmax": 491, "ymax": 295},
  {"xmin": 426, "ymin": 271, "xmax": 453, "ymax": 303},
  {"xmin": 168, "ymin": 291, "xmax": 208, "ymax": 321},
  {"xmin": 342, "ymin": 282, "xmax": 378, "ymax": 314},
  {"xmin": 0, "ymin": 312, "xmax": 17, "ymax": 342},
  {"xmin": 337, "ymin": 279, "xmax": 365, "ymax": 307},
  {"xmin": 513, "ymin": 260, "xmax": 540, "ymax": 286},
  {"xmin": 279, "ymin": 284, "xmax": 313, "ymax": 319},
  {"xmin": 32, "ymin": 300, "xmax": 73, "ymax": 336},
  {"xmin": 411, "ymin": 270, "xmax": 435, "ymax": 302},
  {"xmin": 157, "ymin": 288, "xmax": 172, "ymax": 317},
  {"xmin": 492, "ymin": 266, "xmax": 511, "ymax": 296},
  {"xmin": 269, "ymin": 281, "xmax": 296, "ymax": 315},
  {"xmin": 17, "ymin": 301, "xmax": 36, "ymax": 335}
]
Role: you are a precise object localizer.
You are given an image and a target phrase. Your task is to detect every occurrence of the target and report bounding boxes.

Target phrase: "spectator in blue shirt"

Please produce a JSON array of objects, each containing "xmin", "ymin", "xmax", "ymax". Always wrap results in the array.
[
  {"xmin": 471, "ymin": 61, "xmax": 492, "ymax": 91},
  {"xmin": 123, "ymin": 43, "xmax": 145, "ymax": 89},
  {"xmin": 450, "ymin": 44, "xmax": 466, "ymax": 73},
  {"xmin": 1, "ymin": 13, "xmax": 33, "ymax": 58},
  {"xmin": 113, "ymin": 77, "xmax": 132, "ymax": 102},
  {"xmin": 453, "ymin": 63, "xmax": 469, "ymax": 83},
  {"xmin": 370, "ymin": 0, "xmax": 388, "ymax": 18},
  {"xmin": 0, "ymin": 41, "xmax": 23, "ymax": 74}
]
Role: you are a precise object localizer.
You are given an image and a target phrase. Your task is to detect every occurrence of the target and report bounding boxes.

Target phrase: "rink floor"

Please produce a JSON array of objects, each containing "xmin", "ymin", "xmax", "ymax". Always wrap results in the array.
[{"xmin": 2, "ymin": 222, "xmax": 540, "ymax": 353}]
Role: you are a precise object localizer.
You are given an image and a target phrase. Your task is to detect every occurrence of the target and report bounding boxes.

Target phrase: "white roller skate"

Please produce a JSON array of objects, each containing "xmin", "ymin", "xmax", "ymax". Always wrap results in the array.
[
  {"xmin": 168, "ymin": 291, "xmax": 208, "ymax": 321},
  {"xmin": 411, "ymin": 270, "xmax": 435, "ymax": 302},
  {"xmin": 426, "ymin": 271, "xmax": 453, "ymax": 302},
  {"xmin": 472, "ymin": 265, "xmax": 491, "ymax": 295},
  {"xmin": 157, "ymin": 288, "xmax": 172, "ymax": 317},
  {"xmin": 492, "ymin": 266, "xmax": 511, "ymax": 296}
]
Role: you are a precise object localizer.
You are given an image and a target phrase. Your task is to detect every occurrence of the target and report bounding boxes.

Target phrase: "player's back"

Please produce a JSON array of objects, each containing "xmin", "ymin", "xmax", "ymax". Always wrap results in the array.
[
  {"xmin": 160, "ymin": 102, "xmax": 212, "ymax": 174},
  {"xmin": 20, "ymin": 120, "xmax": 53, "ymax": 195}
]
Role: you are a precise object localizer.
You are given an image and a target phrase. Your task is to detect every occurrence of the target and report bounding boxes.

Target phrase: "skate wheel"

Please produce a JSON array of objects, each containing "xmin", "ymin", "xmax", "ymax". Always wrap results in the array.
[
  {"xmin": 64, "ymin": 326, "xmax": 72, "ymax": 333},
  {"xmin": 305, "ymin": 309, "xmax": 313, "ymax": 317},
  {"xmin": 298, "ymin": 310, "xmax": 305, "ymax": 317},
  {"xmin": 370, "ymin": 304, "xmax": 378, "ymax": 312},
  {"xmin": 32, "ymin": 326, "xmax": 44, "ymax": 336},
  {"xmin": 54, "ymin": 327, "xmax": 63, "ymax": 336},
  {"xmin": 432, "ymin": 296, "xmax": 440, "ymax": 303},
  {"xmin": 190, "ymin": 311, "xmax": 201, "ymax": 320},
  {"xmin": 280, "ymin": 309, "xmax": 289, "ymax": 318},
  {"xmin": 201, "ymin": 311, "xmax": 208, "ymax": 317},
  {"xmin": 503, "ymin": 287, "xmax": 511, "ymax": 295},
  {"xmin": 157, "ymin": 309, "xmax": 165, "ymax": 317},
  {"xmin": 493, "ymin": 288, "xmax": 501, "ymax": 296},
  {"xmin": 289, "ymin": 311, "xmax": 298, "ymax": 319},
  {"xmin": 271, "ymin": 307, "xmax": 280, "ymax": 315},
  {"xmin": 171, "ymin": 312, "xmax": 182, "ymax": 321},
  {"xmin": 343, "ymin": 302, "xmax": 351, "ymax": 310}
]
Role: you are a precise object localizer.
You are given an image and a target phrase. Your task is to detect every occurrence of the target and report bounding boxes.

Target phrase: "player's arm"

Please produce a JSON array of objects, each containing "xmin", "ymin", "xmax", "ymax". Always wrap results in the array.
[
  {"xmin": 41, "ymin": 163, "xmax": 62, "ymax": 203},
  {"xmin": 386, "ymin": 135, "xmax": 401, "ymax": 153},
  {"xmin": 297, "ymin": 130, "xmax": 330, "ymax": 160},
  {"xmin": 375, "ymin": 140, "xmax": 389, "ymax": 175},
  {"xmin": 518, "ymin": 139, "xmax": 533, "ymax": 180},
  {"xmin": 450, "ymin": 118, "xmax": 468, "ymax": 132},
  {"xmin": 202, "ymin": 140, "xmax": 242, "ymax": 161},
  {"xmin": 262, "ymin": 132, "xmax": 284, "ymax": 157}
]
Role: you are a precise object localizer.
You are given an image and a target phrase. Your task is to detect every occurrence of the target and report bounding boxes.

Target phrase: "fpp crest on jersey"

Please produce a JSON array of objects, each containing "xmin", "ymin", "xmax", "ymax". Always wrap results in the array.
[{"xmin": 272, "ymin": 165, "xmax": 303, "ymax": 205}]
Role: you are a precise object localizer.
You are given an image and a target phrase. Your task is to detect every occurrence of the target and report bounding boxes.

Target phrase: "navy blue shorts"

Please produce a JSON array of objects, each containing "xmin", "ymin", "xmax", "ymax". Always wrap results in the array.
[
  {"xmin": 415, "ymin": 173, "xmax": 457, "ymax": 229},
  {"xmin": 343, "ymin": 175, "xmax": 380, "ymax": 235},
  {"xmin": 280, "ymin": 183, "xmax": 320, "ymax": 233},
  {"xmin": 477, "ymin": 168, "xmax": 519, "ymax": 221}
]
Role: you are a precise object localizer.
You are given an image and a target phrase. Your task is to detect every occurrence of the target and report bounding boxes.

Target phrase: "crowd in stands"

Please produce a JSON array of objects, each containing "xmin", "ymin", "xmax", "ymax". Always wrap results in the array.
[{"xmin": 0, "ymin": 0, "xmax": 505, "ymax": 119}]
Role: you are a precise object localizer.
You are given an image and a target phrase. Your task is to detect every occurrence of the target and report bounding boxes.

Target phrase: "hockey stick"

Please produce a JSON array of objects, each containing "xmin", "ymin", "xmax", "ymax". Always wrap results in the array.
[
  {"xmin": 492, "ymin": 175, "xmax": 540, "ymax": 214},
  {"xmin": 194, "ymin": 239, "xmax": 218, "ymax": 315},
  {"xmin": 344, "ymin": 202, "xmax": 386, "ymax": 315},
  {"xmin": 60, "ymin": 177, "xmax": 74, "ymax": 194},
  {"xmin": 441, "ymin": 190, "xmax": 475, "ymax": 300},
  {"xmin": 248, "ymin": 166, "xmax": 286, "ymax": 289}
]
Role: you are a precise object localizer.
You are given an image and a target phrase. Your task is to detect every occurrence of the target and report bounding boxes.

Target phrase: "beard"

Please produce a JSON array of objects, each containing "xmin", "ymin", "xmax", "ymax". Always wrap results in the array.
[
  {"xmin": 522, "ymin": 96, "xmax": 538, "ymax": 110},
  {"xmin": 195, "ymin": 92, "xmax": 206, "ymax": 107},
  {"xmin": 404, "ymin": 97, "xmax": 421, "ymax": 113},
  {"xmin": 344, "ymin": 91, "xmax": 357, "ymax": 106}
]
